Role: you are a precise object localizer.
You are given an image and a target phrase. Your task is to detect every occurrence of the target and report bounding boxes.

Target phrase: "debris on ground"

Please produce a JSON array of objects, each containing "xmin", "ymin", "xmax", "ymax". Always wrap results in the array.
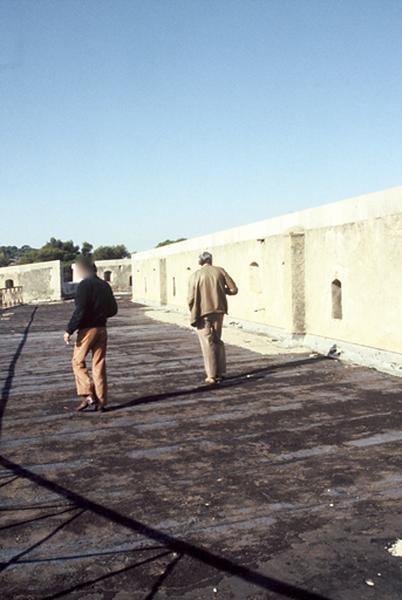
[{"xmin": 388, "ymin": 539, "xmax": 402, "ymax": 557}]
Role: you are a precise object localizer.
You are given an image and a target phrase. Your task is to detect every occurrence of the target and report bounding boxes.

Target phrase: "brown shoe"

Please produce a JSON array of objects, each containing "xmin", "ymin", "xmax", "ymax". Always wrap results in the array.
[
  {"xmin": 95, "ymin": 399, "xmax": 107, "ymax": 413},
  {"xmin": 76, "ymin": 396, "xmax": 96, "ymax": 412}
]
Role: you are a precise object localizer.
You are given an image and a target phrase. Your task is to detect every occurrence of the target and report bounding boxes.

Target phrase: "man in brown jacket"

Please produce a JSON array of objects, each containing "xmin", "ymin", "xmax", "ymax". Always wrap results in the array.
[{"xmin": 188, "ymin": 252, "xmax": 238, "ymax": 384}]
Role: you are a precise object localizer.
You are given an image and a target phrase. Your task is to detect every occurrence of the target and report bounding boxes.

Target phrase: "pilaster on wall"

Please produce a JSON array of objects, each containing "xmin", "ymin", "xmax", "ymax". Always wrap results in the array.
[
  {"xmin": 287, "ymin": 230, "xmax": 306, "ymax": 335},
  {"xmin": 159, "ymin": 258, "xmax": 167, "ymax": 305}
]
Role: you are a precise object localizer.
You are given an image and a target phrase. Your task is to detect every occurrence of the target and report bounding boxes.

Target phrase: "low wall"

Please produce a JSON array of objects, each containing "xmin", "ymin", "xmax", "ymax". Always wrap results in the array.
[
  {"xmin": 0, "ymin": 260, "xmax": 62, "ymax": 304},
  {"xmin": 72, "ymin": 258, "xmax": 132, "ymax": 294},
  {"xmin": 132, "ymin": 235, "xmax": 298, "ymax": 334},
  {"xmin": 132, "ymin": 186, "xmax": 402, "ymax": 374},
  {"xmin": 304, "ymin": 213, "xmax": 402, "ymax": 355},
  {"xmin": 0, "ymin": 286, "xmax": 23, "ymax": 308}
]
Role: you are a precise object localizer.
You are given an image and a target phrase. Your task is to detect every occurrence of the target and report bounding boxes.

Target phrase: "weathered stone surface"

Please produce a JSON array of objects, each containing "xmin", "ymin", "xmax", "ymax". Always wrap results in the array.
[
  {"xmin": 1, "ymin": 300, "xmax": 402, "ymax": 599},
  {"xmin": 131, "ymin": 186, "xmax": 402, "ymax": 373},
  {"xmin": 0, "ymin": 261, "xmax": 62, "ymax": 304}
]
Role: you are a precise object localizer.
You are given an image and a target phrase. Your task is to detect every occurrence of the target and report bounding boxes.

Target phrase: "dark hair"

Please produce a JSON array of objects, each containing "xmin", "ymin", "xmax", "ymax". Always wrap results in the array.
[
  {"xmin": 198, "ymin": 251, "xmax": 213, "ymax": 266},
  {"xmin": 76, "ymin": 255, "xmax": 97, "ymax": 273}
]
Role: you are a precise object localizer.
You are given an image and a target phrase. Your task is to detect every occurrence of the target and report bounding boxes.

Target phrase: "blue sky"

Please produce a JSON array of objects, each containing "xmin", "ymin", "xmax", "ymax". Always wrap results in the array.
[{"xmin": 1, "ymin": 0, "xmax": 402, "ymax": 252}]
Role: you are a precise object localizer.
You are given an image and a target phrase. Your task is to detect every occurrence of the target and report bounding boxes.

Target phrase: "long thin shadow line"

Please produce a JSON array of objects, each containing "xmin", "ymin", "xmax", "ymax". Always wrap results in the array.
[
  {"xmin": 0, "ymin": 473, "xmax": 17, "ymax": 480},
  {"xmin": 0, "ymin": 456, "xmax": 331, "ymax": 600},
  {"xmin": 106, "ymin": 356, "xmax": 329, "ymax": 413},
  {"xmin": 144, "ymin": 552, "xmax": 182, "ymax": 600},
  {"xmin": 43, "ymin": 551, "xmax": 173, "ymax": 600},
  {"xmin": 0, "ymin": 475, "xmax": 18, "ymax": 489},
  {"xmin": 225, "ymin": 355, "xmax": 329, "ymax": 380},
  {"xmin": 16, "ymin": 544, "xmax": 170, "ymax": 564},
  {"xmin": 0, "ymin": 502, "xmax": 75, "ymax": 512},
  {"xmin": 0, "ymin": 307, "xmax": 38, "ymax": 433},
  {"xmin": 0, "ymin": 507, "xmax": 84, "ymax": 573},
  {"xmin": 0, "ymin": 506, "xmax": 79, "ymax": 532}
]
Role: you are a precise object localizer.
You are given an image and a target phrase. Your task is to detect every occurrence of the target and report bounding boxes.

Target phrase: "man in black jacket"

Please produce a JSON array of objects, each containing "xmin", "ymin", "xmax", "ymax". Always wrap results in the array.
[{"xmin": 64, "ymin": 256, "xmax": 118, "ymax": 412}]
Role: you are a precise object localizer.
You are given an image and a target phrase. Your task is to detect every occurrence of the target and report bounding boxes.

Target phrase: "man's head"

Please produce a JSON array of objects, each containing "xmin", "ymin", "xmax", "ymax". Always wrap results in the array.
[
  {"xmin": 198, "ymin": 251, "xmax": 213, "ymax": 266},
  {"xmin": 75, "ymin": 255, "xmax": 97, "ymax": 279}
]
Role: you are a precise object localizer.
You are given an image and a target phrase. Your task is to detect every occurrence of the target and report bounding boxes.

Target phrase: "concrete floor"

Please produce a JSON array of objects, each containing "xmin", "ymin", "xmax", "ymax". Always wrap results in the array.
[{"xmin": 0, "ymin": 300, "xmax": 402, "ymax": 600}]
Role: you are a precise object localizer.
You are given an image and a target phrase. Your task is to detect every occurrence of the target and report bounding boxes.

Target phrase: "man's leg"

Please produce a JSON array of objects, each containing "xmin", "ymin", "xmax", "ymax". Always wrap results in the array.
[
  {"xmin": 196, "ymin": 317, "xmax": 218, "ymax": 382},
  {"xmin": 211, "ymin": 314, "xmax": 226, "ymax": 378},
  {"xmin": 72, "ymin": 328, "xmax": 96, "ymax": 410},
  {"xmin": 92, "ymin": 327, "xmax": 108, "ymax": 409}
]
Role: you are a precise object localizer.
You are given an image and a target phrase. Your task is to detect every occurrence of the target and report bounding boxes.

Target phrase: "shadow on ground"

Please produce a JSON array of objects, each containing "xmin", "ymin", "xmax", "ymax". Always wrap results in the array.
[{"xmin": 1, "ymin": 300, "xmax": 402, "ymax": 599}]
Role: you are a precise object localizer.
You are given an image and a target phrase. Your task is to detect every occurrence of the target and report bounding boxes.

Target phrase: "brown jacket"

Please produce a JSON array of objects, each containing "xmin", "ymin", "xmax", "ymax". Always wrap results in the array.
[{"xmin": 188, "ymin": 265, "xmax": 238, "ymax": 326}]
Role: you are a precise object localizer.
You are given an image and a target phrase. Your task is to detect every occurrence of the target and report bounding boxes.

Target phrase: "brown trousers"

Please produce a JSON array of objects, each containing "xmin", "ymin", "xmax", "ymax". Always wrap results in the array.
[
  {"xmin": 72, "ymin": 327, "xmax": 108, "ymax": 404},
  {"xmin": 196, "ymin": 313, "xmax": 226, "ymax": 379}
]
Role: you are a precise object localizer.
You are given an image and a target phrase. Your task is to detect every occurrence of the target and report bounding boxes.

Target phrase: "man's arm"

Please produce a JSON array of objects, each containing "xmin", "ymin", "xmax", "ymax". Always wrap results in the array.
[
  {"xmin": 223, "ymin": 270, "xmax": 238, "ymax": 295},
  {"xmin": 107, "ymin": 286, "xmax": 118, "ymax": 318},
  {"xmin": 66, "ymin": 281, "xmax": 89, "ymax": 335},
  {"xmin": 110, "ymin": 293, "xmax": 118, "ymax": 317},
  {"xmin": 187, "ymin": 273, "xmax": 196, "ymax": 309}
]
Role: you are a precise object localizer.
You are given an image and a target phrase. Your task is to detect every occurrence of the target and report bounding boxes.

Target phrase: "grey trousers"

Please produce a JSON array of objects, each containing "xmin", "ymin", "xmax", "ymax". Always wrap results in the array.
[{"xmin": 196, "ymin": 313, "xmax": 226, "ymax": 379}]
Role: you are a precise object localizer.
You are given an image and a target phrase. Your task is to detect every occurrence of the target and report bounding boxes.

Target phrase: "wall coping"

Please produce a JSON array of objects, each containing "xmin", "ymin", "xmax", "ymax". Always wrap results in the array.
[
  {"xmin": 132, "ymin": 185, "xmax": 402, "ymax": 261},
  {"xmin": 91, "ymin": 258, "xmax": 131, "ymax": 266},
  {"xmin": 0, "ymin": 260, "xmax": 61, "ymax": 274}
]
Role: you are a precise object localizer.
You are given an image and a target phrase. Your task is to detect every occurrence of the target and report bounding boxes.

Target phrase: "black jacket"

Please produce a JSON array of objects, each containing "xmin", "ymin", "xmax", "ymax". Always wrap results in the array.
[{"xmin": 66, "ymin": 275, "xmax": 118, "ymax": 334}]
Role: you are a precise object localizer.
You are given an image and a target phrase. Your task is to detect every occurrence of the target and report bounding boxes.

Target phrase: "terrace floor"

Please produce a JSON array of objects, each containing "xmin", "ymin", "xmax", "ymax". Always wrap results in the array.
[{"xmin": 0, "ymin": 299, "xmax": 402, "ymax": 600}]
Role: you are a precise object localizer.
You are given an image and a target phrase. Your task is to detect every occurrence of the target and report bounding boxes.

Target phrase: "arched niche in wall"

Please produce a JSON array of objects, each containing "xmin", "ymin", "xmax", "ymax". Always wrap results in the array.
[
  {"xmin": 5, "ymin": 279, "xmax": 14, "ymax": 289},
  {"xmin": 104, "ymin": 271, "xmax": 112, "ymax": 283},
  {"xmin": 249, "ymin": 262, "xmax": 262, "ymax": 294},
  {"xmin": 331, "ymin": 279, "xmax": 342, "ymax": 319}
]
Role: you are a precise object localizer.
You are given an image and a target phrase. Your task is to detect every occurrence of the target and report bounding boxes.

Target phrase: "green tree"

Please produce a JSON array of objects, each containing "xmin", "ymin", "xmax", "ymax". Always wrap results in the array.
[
  {"xmin": 0, "ymin": 248, "xmax": 10, "ymax": 267},
  {"xmin": 17, "ymin": 238, "xmax": 81, "ymax": 281},
  {"xmin": 92, "ymin": 244, "xmax": 130, "ymax": 260},
  {"xmin": 4, "ymin": 240, "xmax": 130, "ymax": 280},
  {"xmin": 18, "ymin": 238, "xmax": 80, "ymax": 264},
  {"xmin": 17, "ymin": 248, "xmax": 40, "ymax": 264},
  {"xmin": 155, "ymin": 238, "xmax": 187, "ymax": 248},
  {"xmin": 0, "ymin": 245, "xmax": 21, "ymax": 266},
  {"xmin": 81, "ymin": 241, "xmax": 93, "ymax": 256}
]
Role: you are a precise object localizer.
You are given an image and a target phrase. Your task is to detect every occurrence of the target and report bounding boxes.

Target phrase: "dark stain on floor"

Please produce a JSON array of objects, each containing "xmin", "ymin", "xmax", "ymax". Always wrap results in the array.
[{"xmin": 0, "ymin": 299, "xmax": 401, "ymax": 599}]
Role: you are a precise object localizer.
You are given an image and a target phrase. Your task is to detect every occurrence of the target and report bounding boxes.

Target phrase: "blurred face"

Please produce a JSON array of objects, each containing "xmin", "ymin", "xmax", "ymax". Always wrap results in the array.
[{"xmin": 76, "ymin": 264, "xmax": 90, "ymax": 280}]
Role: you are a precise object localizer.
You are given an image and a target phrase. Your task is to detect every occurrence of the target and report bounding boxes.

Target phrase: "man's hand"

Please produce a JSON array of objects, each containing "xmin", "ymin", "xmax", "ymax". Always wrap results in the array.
[{"xmin": 64, "ymin": 332, "xmax": 71, "ymax": 345}]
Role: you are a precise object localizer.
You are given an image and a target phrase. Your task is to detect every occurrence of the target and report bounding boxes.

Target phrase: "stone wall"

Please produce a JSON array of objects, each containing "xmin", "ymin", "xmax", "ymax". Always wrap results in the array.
[
  {"xmin": 0, "ymin": 260, "xmax": 62, "ymax": 304},
  {"xmin": 132, "ymin": 186, "xmax": 402, "ymax": 373},
  {"xmin": 303, "ymin": 212, "xmax": 402, "ymax": 355}
]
